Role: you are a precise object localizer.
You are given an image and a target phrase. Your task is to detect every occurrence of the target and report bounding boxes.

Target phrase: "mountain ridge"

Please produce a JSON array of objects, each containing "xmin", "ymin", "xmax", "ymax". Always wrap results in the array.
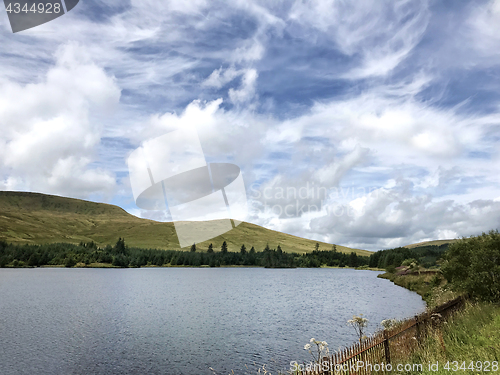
[{"xmin": 0, "ymin": 191, "xmax": 371, "ymax": 256}]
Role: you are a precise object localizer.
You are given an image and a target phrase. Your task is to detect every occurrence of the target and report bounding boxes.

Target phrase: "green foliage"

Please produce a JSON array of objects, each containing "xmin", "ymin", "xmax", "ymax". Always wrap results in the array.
[
  {"xmin": 65, "ymin": 257, "xmax": 76, "ymax": 268},
  {"xmin": 220, "ymin": 241, "xmax": 228, "ymax": 254},
  {"xmin": 207, "ymin": 243, "xmax": 214, "ymax": 253},
  {"xmin": 0, "ymin": 238, "xmax": 370, "ymax": 269},
  {"xmin": 442, "ymin": 230, "xmax": 500, "ymax": 302},
  {"xmin": 370, "ymin": 244, "xmax": 449, "ymax": 269},
  {"xmin": 385, "ymin": 264, "xmax": 396, "ymax": 273},
  {"xmin": 190, "ymin": 243, "xmax": 196, "ymax": 252},
  {"xmin": 401, "ymin": 258, "xmax": 418, "ymax": 266},
  {"xmin": 406, "ymin": 303, "xmax": 500, "ymax": 375}
]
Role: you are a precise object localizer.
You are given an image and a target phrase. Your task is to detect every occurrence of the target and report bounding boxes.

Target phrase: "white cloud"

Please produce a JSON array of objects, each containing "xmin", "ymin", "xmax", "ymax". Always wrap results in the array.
[
  {"xmin": 1, "ymin": 0, "xmax": 499, "ymax": 251},
  {"xmin": 202, "ymin": 67, "xmax": 241, "ymax": 89},
  {"xmin": 467, "ymin": 0, "xmax": 500, "ymax": 60},
  {"xmin": 228, "ymin": 69, "xmax": 258, "ymax": 104},
  {"xmin": 289, "ymin": 0, "xmax": 430, "ymax": 78},
  {"xmin": 0, "ymin": 43, "xmax": 120, "ymax": 199},
  {"xmin": 306, "ymin": 180, "xmax": 500, "ymax": 250},
  {"xmin": 203, "ymin": 66, "xmax": 259, "ymax": 104}
]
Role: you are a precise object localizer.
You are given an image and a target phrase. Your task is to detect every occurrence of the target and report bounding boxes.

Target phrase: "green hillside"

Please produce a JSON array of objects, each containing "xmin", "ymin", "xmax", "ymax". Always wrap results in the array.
[
  {"xmin": 0, "ymin": 191, "xmax": 370, "ymax": 256},
  {"xmin": 404, "ymin": 239, "xmax": 458, "ymax": 249}
]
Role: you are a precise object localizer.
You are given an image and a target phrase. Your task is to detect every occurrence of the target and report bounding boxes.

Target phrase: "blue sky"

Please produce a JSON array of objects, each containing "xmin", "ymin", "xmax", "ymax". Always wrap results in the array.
[{"xmin": 1, "ymin": 0, "xmax": 499, "ymax": 250}]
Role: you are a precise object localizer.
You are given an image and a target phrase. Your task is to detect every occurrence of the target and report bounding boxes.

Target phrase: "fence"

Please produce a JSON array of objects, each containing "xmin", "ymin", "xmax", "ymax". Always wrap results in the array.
[{"xmin": 298, "ymin": 295, "xmax": 467, "ymax": 375}]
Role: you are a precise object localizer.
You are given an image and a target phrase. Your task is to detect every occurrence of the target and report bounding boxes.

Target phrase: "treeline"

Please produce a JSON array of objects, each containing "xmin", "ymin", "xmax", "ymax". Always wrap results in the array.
[
  {"xmin": 368, "ymin": 243, "xmax": 450, "ymax": 269},
  {"xmin": 0, "ymin": 239, "xmax": 370, "ymax": 269},
  {"xmin": 376, "ymin": 230, "xmax": 500, "ymax": 303}
]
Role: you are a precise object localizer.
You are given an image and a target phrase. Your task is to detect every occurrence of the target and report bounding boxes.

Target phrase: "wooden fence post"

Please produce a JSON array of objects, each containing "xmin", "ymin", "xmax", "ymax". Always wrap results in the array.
[
  {"xmin": 383, "ymin": 330, "xmax": 391, "ymax": 364},
  {"xmin": 415, "ymin": 315, "xmax": 421, "ymax": 343}
]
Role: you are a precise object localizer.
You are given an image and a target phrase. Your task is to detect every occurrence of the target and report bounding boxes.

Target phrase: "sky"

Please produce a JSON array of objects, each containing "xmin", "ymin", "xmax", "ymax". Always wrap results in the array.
[{"xmin": 0, "ymin": 0, "xmax": 499, "ymax": 251}]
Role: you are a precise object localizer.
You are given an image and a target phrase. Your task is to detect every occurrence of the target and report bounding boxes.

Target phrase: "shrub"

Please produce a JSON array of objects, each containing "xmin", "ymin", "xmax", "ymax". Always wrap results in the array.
[
  {"xmin": 442, "ymin": 230, "xmax": 500, "ymax": 302},
  {"xmin": 385, "ymin": 265, "xmax": 396, "ymax": 273},
  {"xmin": 65, "ymin": 257, "xmax": 76, "ymax": 268}
]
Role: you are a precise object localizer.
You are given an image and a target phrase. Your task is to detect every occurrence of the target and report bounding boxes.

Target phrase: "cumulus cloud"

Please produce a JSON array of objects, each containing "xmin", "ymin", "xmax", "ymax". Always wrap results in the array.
[
  {"xmin": 1, "ymin": 0, "xmax": 500, "ymax": 250},
  {"xmin": 0, "ymin": 43, "xmax": 120, "ymax": 199},
  {"xmin": 307, "ymin": 179, "xmax": 500, "ymax": 250}
]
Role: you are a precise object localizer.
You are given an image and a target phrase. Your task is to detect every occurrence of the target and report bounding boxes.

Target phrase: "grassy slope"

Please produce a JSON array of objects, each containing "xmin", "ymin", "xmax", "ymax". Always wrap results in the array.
[
  {"xmin": 378, "ymin": 271, "xmax": 499, "ymax": 373},
  {"xmin": 404, "ymin": 239, "xmax": 459, "ymax": 249},
  {"xmin": 405, "ymin": 302, "xmax": 500, "ymax": 374},
  {"xmin": 379, "ymin": 271, "xmax": 457, "ymax": 308},
  {"xmin": 0, "ymin": 191, "xmax": 370, "ymax": 255}
]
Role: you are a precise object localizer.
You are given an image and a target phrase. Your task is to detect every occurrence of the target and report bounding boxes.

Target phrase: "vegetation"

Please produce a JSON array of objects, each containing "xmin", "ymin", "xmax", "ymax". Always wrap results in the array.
[
  {"xmin": 378, "ymin": 230, "xmax": 500, "ymax": 306},
  {"xmin": 441, "ymin": 230, "xmax": 500, "ymax": 302},
  {"xmin": 369, "ymin": 243, "xmax": 450, "ymax": 269},
  {"xmin": 379, "ymin": 271, "xmax": 456, "ymax": 307},
  {"xmin": 0, "ymin": 238, "xmax": 370, "ymax": 269},
  {"xmin": 401, "ymin": 302, "xmax": 500, "ymax": 375},
  {"xmin": 0, "ymin": 191, "xmax": 369, "ymax": 256}
]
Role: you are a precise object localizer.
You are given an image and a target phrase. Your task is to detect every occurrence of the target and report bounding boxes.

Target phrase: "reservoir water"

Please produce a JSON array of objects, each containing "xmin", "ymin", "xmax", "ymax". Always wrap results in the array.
[{"xmin": 0, "ymin": 268, "xmax": 425, "ymax": 374}]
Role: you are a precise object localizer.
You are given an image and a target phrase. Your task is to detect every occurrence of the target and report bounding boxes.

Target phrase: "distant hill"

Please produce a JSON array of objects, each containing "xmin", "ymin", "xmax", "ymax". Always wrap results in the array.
[
  {"xmin": 403, "ymin": 239, "xmax": 459, "ymax": 249},
  {"xmin": 0, "ymin": 191, "xmax": 370, "ymax": 256}
]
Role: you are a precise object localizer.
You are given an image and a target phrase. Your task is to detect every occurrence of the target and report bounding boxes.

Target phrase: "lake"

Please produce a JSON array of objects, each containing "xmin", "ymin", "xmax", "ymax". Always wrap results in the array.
[{"xmin": 0, "ymin": 268, "xmax": 425, "ymax": 374}]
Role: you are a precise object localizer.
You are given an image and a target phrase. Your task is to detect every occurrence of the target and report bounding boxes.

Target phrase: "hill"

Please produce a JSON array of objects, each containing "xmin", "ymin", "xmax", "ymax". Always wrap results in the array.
[
  {"xmin": 403, "ymin": 239, "xmax": 458, "ymax": 249},
  {"xmin": 0, "ymin": 191, "xmax": 370, "ymax": 256}
]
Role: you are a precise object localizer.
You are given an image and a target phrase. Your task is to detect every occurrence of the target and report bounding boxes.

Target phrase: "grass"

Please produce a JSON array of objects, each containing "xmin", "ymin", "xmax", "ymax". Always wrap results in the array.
[
  {"xmin": 377, "ymin": 268, "xmax": 499, "ymax": 374},
  {"xmin": 378, "ymin": 270, "xmax": 458, "ymax": 308},
  {"xmin": 0, "ymin": 191, "xmax": 370, "ymax": 255},
  {"xmin": 398, "ymin": 302, "xmax": 500, "ymax": 374},
  {"xmin": 403, "ymin": 239, "xmax": 459, "ymax": 249}
]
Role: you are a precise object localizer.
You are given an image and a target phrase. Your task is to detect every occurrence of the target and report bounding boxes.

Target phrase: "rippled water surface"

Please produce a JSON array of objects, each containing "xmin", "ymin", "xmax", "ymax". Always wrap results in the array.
[{"xmin": 0, "ymin": 268, "xmax": 425, "ymax": 374}]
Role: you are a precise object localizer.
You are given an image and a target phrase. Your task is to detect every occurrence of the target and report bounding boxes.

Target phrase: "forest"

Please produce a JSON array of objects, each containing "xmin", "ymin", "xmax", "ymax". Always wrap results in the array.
[
  {"xmin": 368, "ymin": 243, "xmax": 450, "ymax": 269},
  {"xmin": 0, "ymin": 239, "xmax": 370, "ymax": 269}
]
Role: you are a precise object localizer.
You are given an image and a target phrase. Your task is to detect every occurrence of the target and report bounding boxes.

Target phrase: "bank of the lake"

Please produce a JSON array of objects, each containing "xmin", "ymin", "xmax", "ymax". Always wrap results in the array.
[{"xmin": 375, "ymin": 272, "xmax": 499, "ymax": 373}]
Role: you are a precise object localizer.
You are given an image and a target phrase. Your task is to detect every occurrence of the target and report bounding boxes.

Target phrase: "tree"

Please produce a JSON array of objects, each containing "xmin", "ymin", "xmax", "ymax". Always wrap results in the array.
[
  {"xmin": 315, "ymin": 243, "xmax": 320, "ymax": 252},
  {"xmin": 114, "ymin": 238, "xmax": 126, "ymax": 255},
  {"xmin": 249, "ymin": 246, "xmax": 255, "ymax": 254},
  {"xmin": 277, "ymin": 244, "xmax": 283, "ymax": 254},
  {"xmin": 442, "ymin": 230, "xmax": 500, "ymax": 302},
  {"xmin": 207, "ymin": 243, "xmax": 214, "ymax": 253},
  {"xmin": 112, "ymin": 254, "xmax": 128, "ymax": 267},
  {"xmin": 28, "ymin": 253, "xmax": 39, "ymax": 267},
  {"xmin": 190, "ymin": 243, "xmax": 196, "ymax": 252},
  {"xmin": 348, "ymin": 252, "xmax": 358, "ymax": 267},
  {"xmin": 221, "ymin": 241, "xmax": 228, "ymax": 254},
  {"xmin": 65, "ymin": 256, "xmax": 76, "ymax": 268},
  {"xmin": 240, "ymin": 244, "xmax": 246, "ymax": 255},
  {"xmin": 332, "ymin": 244, "xmax": 337, "ymax": 253}
]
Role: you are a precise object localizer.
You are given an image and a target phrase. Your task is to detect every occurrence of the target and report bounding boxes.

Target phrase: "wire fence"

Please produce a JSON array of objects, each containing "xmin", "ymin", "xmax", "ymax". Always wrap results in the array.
[{"xmin": 297, "ymin": 295, "xmax": 467, "ymax": 375}]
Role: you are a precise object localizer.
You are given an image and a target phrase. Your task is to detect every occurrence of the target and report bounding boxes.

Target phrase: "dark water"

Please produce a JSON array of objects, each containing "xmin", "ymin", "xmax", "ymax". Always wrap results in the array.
[{"xmin": 0, "ymin": 268, "xmax": 425, "ymax": 375}]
